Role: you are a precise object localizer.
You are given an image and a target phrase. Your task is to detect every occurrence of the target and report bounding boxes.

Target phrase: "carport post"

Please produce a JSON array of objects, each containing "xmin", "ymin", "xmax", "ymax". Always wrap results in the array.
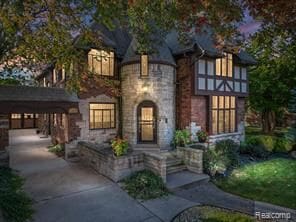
[{"xmin": 0, "ymin": 115, "xmax": 9, "ymax": 151}]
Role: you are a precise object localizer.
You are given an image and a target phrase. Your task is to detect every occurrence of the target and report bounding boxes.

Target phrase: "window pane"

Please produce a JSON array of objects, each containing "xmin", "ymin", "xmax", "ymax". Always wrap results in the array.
[
  {"xmin": 219, "ymin": 96, "xmax": 224, "ymax": 108},
  {"xmin": 88, "ymin": 49, "xmax": 114, "ymax": 76},
  {"xmin": 89, "ymin": 103, "xmax": 115, "ymax": 129},
  {"xmin": 242, "ymin": 83, "xmax": 247, "ymax": 93},
  {"xmin": 216, "ymin": 59, "xmax": 221, "ymax": 76},
  {"xmin": 207, "ymin": 79, "xmax": 214, "ymax": 90},
  {"xmin": 212, "ymin": 96, "xmax": 218, "ymax": 109},
  {"xmin": 212, "ymin": 110, "xmax": 217, "ymax": 134},
  {"xmin": 222, "ymin": 56, "xmax": 227, "ymax": 76},
  {"xmin": 141, "ymin": 55, "xmax": 149, "ymax": 76},
  {"xmin": 225, "ymin": 96, "xmax": 230, "ymax": 108},
  {"xmin": 227, "ymin": 54, "xmax": 233, "ymax": 77},
  {"xmin": 230, "ymin": 110, "xmax": 236, "ymax": 132},
  {"xmin": 231, "ymin": 97, "xmax": 236, "ymax": 108},
  {"xmin": 207, "ymin": 61, "xmax": 214, "ymax": 75},
  {"xmin": 234, "ymin": 82, "xmax": 240, "ymax": 92},
  {"xmin": 219, "ymin": 110, "xmax": 224, "ymax": 133},
  {"xmin": 234, "ymin": 66, "xmax": 240, "ymax": 79},
  {"xmin": 198, "ymin": 59, "xmax": 206, "ymax": 74},
  {"xmin": 225, "ymin": 110, "xmax": 230, "ymax": 133},
  {"xmin": 198, "ymin": 78, "xmax": 206, "ymax": 90},
  {"xmin": 241, "ymin": 68, "xmax": 247, "ymax": 80},
  {"xmin": 103, "ymin": 110, "xmax": 111, "ymax": 128}
]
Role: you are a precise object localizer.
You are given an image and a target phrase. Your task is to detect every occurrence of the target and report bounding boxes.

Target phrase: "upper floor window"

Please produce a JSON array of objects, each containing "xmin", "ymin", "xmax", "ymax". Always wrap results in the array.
[
  {"xmin": 88, "ymin": 49, "xmax": 114, "ymax": 77},
  {"xmin": 216, "ymin": 53, "xmax": 233, "ymax": 77},
  {"xmin": 53, "ymin": 67, "xmax": 65, "ymax": 83},
  {"xmin": 140, "ymin": 54, "xmax": 149, "ymax": 77}
]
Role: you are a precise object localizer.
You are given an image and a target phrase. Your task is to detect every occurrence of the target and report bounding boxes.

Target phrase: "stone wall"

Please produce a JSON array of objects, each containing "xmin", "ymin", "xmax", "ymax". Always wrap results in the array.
[
  {"xmin": 121, "ymin": 63, "xmax": 175, "ymax": 149},
  {"xmin": 209, "ymin": 132, "xmax": 242, "ymax": 145},
  {"xmin": 176, "ymin": 147, "xmax": 203, "ymax": 174},
  {"xmin": 76, "ymin": 94, "xmax": 118, "ymax": 143},
  {"xmin": 143, "ymin": 152, "xmax": 167, "ymax": 182},
  {"xmin": 78, "ymin": 142, "xmax": 168, "ymax": 182}
]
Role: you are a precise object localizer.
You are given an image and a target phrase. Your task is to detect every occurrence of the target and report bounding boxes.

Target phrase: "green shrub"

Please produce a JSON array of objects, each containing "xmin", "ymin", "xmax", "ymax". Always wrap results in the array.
[
  {"xmin": 173, "ymin": 129, "xmax": 191, "ymax": 147},
  {"xmin": 48, "ymin": 144, "xmax": 64, "ymax": 157},
  {"xmin": 240, "ymin": 142, "xmax": 270, "ymax": 159},
  {"xmin": 111, "ymin": 137, "xmax": 129, "ymax": 157},
  {"xmin": 203, "ymin": 140, "xmax": 240, "ymax": 177},
  {"xmin": 245, "ymin": 135, "xmax": 293, "ymax": 153},
  {"xmin": 0, "ymin": 167, "xmax": 34, "ymax": 222},
  {"xmin": 123, "ymin": 170, "xmax": 169, "ymax": 200},
  {"xmin": 285, "ymin": 126, "xmax": 296, "ymax": 149}
]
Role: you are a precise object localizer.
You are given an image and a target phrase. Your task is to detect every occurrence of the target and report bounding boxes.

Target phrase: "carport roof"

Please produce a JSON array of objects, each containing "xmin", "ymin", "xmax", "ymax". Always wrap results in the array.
[{"xmin": 0, "ymin": 85, "xmax": 79, "ymax": 114}]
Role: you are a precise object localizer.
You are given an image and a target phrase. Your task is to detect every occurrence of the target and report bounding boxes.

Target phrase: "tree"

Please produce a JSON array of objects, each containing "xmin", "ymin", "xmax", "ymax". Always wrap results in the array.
[{"xmin": 247, "ymin": 26, "xmax": 296, "ymax": 133}]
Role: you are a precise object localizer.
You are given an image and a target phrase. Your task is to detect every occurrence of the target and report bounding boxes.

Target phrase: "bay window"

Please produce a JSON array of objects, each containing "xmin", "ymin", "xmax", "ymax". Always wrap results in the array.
[
  {"xmin": 211, "ymin": 96, "xmax": 236, "ymax": 134},
  {"xmin": 88, "ymin": 49, "xmax": 114, "ymax": 76},
  {"xmin": 89, "ymin": 103, "xmax": 115, "ymax": 129}
]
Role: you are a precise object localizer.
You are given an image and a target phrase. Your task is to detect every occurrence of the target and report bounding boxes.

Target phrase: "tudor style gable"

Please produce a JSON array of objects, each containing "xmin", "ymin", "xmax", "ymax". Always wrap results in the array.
[{"xmin": 195, "ymin": 53, "xmax": 248, "ymax": 96}]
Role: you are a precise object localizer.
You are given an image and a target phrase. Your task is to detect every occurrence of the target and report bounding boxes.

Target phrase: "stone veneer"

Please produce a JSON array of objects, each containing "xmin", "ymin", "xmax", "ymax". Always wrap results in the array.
[
  {"xmin": 76, "ymin": 94, "xmax": 118, "ymax": 143},
  {"xmin": 121, "ymin": 63, "xmax": 175, "ymax": 149}
]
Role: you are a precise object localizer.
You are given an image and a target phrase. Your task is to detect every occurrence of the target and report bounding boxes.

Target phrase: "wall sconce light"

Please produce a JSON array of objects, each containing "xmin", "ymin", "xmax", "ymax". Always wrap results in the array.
[{"xmin": 142, "ymin": 82, "xmax": 149, "ymax": 93}]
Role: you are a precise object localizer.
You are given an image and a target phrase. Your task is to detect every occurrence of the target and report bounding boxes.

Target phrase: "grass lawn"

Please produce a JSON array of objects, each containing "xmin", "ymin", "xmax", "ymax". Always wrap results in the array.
[
  {"xmin": 214, "ymin": 158, "xmax": 296, "ymax": 209},
  {"xmin": 173, "ymin": 206, "xmax": 254, "ymax": 222}
]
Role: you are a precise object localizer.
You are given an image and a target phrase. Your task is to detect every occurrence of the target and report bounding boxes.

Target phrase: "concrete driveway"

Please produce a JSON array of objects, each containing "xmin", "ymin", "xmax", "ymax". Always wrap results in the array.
[{"xmin": 8, "ymin": 129, "xmax": 161, "ymax": 222}]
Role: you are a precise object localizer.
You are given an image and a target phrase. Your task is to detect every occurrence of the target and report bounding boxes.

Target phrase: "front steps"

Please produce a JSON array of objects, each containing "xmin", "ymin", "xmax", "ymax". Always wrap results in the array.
[{"xmin": 166, "ymin": 156, "xmax": 187, "ymax": 174}]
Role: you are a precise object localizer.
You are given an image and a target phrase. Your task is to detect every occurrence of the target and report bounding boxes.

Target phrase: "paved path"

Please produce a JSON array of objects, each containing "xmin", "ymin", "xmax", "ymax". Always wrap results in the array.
[{"xmin": 8, "ymin": 129, "xmax": 194, "ymax": 222}]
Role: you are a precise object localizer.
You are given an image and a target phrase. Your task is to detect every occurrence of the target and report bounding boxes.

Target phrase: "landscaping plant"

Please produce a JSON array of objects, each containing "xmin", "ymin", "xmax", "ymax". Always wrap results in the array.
[
  {"xmin": 0, "ymin": 167, "xmax": 34, "ymax": 222},
  {"xmin": 48, "ymin": 143, "xmax": 65, "ymax": 157},
  {"xmin": 196, "ymin": 130, "xmax": 208, "ymax": 143},
  {"xmin": 123, "ymin": 170, "xmax": 169, "ymax": 200},
  {"xmin": 203, "ymin": 139, "xmax": 240, "ymax": 177},
  {"xmin": 111, "ymin": 137, "xmax": 129, "ymax": 157},
  {"xmin": 173, "ymin": 129, "xmax": 191, "ymax": 147}
]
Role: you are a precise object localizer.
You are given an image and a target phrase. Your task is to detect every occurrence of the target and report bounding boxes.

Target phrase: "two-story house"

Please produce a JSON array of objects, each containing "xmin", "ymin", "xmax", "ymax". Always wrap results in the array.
[{"xmin": 36, "ymin": 25, "xmax": 256, "ymax": 152}]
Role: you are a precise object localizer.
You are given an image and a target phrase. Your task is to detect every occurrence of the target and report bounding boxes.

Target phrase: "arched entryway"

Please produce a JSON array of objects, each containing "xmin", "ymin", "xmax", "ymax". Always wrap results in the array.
[{"xmin": 137, "ymin": 101, "xmax": 157, "ymax": 144}]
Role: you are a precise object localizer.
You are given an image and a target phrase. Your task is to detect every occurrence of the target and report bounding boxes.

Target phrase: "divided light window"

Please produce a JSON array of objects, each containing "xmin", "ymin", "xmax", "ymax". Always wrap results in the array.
[
  {"xmin": 88, "ymin": 49, "xmax": 114, "ymax": 76},
  {"xmin": 140, "ymin": 54, "xmax": 149, "ymax": 77},
  {"xmin": 215, "ymin": 53, "xmax": 233, "ymax": 77},
  {"xmin": 89, "ymin": 103, "xmax": 115, "ymax": 129},
  {"xmin": 211, "ymin": 96, "xmax": 236, "ymax": 134}
]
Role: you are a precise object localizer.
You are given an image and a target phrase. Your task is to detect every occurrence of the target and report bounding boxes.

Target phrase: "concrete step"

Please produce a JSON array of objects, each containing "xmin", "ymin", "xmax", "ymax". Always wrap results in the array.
[
  {"xmin": 166, "ymin": 158, "xmax": 183, "ymax": 167},
  {"xmin": 166, "ymin": 171, "xmax": 210, "ymax": 191},
  {"xmin": 166, "ymin": 164, "xmax": 187, "ymax": 174}
]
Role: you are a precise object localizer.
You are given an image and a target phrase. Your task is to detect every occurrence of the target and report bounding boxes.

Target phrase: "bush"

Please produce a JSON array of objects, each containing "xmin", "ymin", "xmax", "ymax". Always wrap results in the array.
[
  {"xmin": 48, "ymin": 144, "xmax": 64, "ymax": 157},
  {"xmin": 203, "ymin": 140, "xmax": 240, "ymax": 177},
  {"xmin": 123, "ymin": 170, "xmax": 169, "ymax": 200},
  {"xmin": 0, "ymin": 167, "xmax": 34, "ymax": 222},
  {"xmin": 244, "ymin": 135, "xmax": 293, "ymax": 153},
  {"xmin": 240, "ymin": 142, "xmax": 270, "ymax": 159},
  {"xmin": 285, "ymin": 126, "xmax": 296, "ymax": 150},
  {"xmin": 111, "ymin": 137, "xmax": 129, "ymax": 157},
  {"xmin": 173, "ymin": 129, "xmax": 191, "ymax": 147}
]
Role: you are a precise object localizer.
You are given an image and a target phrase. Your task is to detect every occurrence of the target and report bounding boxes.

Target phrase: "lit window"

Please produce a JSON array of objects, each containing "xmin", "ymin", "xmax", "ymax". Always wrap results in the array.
[
  {"xmin": 89, "ymin": 103, "xmax": 115, "ymax": 129},
  {"xmin": 215, "ymin": 53, "xmax": 233, "ymax": 77},
  {"xmin": 88, "ymin": 49, "xmax": 114, "ymax": 76},
  {"xmin": 211, "ymin": 96, "xmax": 236, "ymax": 134},
  {"xmin": 11, "ymin": 114, "xmax": 21, "ymax": 119},
  {"xmin": 141, "ymin": 54, "xmax": 149, "ymax": 77}
]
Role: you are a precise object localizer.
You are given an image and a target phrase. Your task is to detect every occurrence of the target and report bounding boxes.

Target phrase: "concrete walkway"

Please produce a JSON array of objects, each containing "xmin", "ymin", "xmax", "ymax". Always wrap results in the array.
[{"xmin": 8, "ymin": 129, "xmax": 194, "ymax": 222}]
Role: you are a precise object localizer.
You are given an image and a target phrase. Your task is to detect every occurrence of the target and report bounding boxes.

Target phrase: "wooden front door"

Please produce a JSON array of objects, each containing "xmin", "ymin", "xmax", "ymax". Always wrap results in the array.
[{"xmin": 137, "ymin": 101, "xmax": 157, "ymax": 143}]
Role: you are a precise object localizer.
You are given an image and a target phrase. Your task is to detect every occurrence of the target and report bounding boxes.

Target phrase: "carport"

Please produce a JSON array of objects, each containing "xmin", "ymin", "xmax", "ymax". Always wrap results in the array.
[{"xmin": 0, "ymin": 85, "xmax": 79, "ymax": 150}]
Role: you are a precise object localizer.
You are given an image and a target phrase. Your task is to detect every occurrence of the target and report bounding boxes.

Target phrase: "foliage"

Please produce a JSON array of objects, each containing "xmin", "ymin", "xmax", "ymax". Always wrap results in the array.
[
  {"xmin": 173, "ymin": 206, "xmax": 254, "ymax": 222},
  {"xmin": 285, "ymin": 127, "xmax": 296, "ymax": 149},
  {"xmin": 244, "ymin": 135, "xmax": 293, "ymax": 154},
  {"xmin": 173, "ymin": 129, "xmax": 191, "ymax": 147},
  {"xmin": 247, "ymin": 26, "xmax": 296, "ymax": 133},
  {"xmin": 0, "ymin": 167, "xmax": 34, "ymax": 222},
  {"xmin": 215, "ymin": 158, "xmax": 296, "ymax": 209},
  {"xmin": 203, "ymin": 139, "xmax": 239, "ymax": 177},
  {"xmin": 48, "ymin": 144, "xmax": 65, "ymax": 157},
  {"xmin": 197, "ymin": 130, "xmax": 208, "ymax": 142},
  {"xmin": 111, "ymin": 137, "xmax": 129, "ymax": 157},
  {"xmin": 240, "ymin": 142, "xmax": 269, "ymax": 159},
  {"xmin": 123, "ymin": 170, "xmax": 169, "ymax": 200},
  {"xmin": 0, "ymin": 78, "xmax": 20, "ymax": 85}
]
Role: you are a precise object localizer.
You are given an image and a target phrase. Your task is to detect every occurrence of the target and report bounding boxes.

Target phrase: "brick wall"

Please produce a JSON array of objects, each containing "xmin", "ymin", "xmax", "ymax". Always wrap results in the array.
[
  {"xmin": 191, "ymin": 96, "xmax": 208, "ymax": 131},
  {"xmin": 176, "ymin": 57, "xmax": 193, "ymax": 129}
]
